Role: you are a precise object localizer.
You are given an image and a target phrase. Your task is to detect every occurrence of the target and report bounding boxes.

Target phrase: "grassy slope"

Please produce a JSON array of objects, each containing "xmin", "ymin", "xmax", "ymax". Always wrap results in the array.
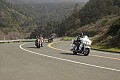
[
  {"xmin": 67, "ymin": 15, "xmax": 120, "ymax": 52},
  {"xmin": 0, "ymin": 1, "xmax": 33, "ymax": 39},
  {"xmin": 91, "ymin": 17, "xmax": 120, "ymax": 52},
  {"xmin": 70, "ymin": 15, "xmax": 119, "ymax": 36}
]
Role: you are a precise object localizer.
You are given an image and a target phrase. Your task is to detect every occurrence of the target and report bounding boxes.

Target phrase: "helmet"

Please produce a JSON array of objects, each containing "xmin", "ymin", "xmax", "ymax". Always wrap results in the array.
[
  {"xmin": 84, "ymin": 36, "xmax": 88, "ymax": 39},
  {"xmin": 77, "ymin": 35, "xmax": 81, "ymax": 37},
  {"xmin": 77, "ymin": 33, "xmax": 83, "ymax": 38}
]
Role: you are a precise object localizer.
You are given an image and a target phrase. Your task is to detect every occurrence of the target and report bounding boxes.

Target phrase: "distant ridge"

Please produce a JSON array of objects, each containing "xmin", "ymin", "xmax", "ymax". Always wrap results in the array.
[{"xmin": 6, "ymin": 0, "xmax": 89, "ymax": 4}]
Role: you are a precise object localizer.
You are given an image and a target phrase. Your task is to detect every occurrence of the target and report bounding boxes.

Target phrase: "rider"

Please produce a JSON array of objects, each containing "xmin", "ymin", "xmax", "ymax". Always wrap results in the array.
[
  {"xmin": 35, "ymin": 35, "xmax": 44, "ymax": 47},
  {"xmin": 39, "ymin": 34, "xmax": 44, "ymax": 47},
  {"xmin": 48, "ymin": 34, "xmax": 54, "ymax": 42},
  {"xmin": 71, "ymin": 33, "xmax": 83, "ymax": 50},
  {"xmin": 50, "ymin": 34, "xmax": 54, "ymax": 41},
  {"xmin": 76, "ymin": 33, "xmax": 83, "ymax": 50},
  {"xmin": 35, "ymin": 36, "xmax": 39, "ymax": 46}
]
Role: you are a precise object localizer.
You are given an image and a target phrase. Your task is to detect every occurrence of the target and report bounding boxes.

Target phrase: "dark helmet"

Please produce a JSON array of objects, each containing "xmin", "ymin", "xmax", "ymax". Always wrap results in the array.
[
  {"xmin": 77, "ymin": 33, "xmax": 83, "ymax": 38},
  {"xmin": 77, "ymin": 35, "xmax": 81, "ymax": 40},
  {"xmin": 39, "ymin": 34, "xmax": 42, "ymax": 37},
  {"xmin": 80, "ymin": 32, "xmax": 83, "ymax": 37}
]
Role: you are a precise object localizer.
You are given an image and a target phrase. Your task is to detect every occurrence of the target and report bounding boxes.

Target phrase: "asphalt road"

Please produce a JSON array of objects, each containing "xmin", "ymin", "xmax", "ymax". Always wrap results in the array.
[{"xmin": 0, "ymin": 41, "xmax": 120, "ymax": 80}]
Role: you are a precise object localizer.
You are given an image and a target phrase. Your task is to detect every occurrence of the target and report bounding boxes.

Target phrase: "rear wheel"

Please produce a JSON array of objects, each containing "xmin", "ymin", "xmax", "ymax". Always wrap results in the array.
[
  {"xmin": 83, "ymin": 48, "xmax": 90, "ymax": 56},
  {"xmin": 37, "ymin": 44, "xmax": 40, "ymax": 48},
  {"xmin": 73, "ymin": 51, "xmax": 77, "ymax": 55}
]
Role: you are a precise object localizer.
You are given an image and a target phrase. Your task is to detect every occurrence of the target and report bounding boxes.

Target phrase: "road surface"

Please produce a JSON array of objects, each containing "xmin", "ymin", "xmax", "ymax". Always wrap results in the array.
[{"xmin": 0, "ymin": 41, "xmax": 120, "ymax": 80}]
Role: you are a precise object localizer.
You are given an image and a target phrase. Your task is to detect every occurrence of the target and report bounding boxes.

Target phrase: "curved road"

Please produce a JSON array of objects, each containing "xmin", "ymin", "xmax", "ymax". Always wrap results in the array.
[{"xmin": 0, "ymin": 41, "xmax": 120, "ymax": 80}]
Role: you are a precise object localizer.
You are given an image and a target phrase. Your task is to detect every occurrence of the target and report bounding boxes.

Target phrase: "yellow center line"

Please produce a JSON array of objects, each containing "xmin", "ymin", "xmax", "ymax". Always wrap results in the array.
[
  {"xmin": 90, "ymin": 55, "xmax": 120, "ymax": 60},
  {"xmin": 47, "ymin": 41, "xmax": 120, "ymax": 61}
]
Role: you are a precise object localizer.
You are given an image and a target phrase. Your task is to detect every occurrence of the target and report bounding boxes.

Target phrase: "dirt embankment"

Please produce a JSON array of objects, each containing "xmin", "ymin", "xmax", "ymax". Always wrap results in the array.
[{"xmin": 0, "ymin": 30, "xmax": 30, "ymax": 40}]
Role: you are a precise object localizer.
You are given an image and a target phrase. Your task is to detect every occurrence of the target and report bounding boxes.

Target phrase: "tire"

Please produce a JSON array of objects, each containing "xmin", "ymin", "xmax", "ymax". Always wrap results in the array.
[
  {"xmin": 73, "ymin": 51, "xmax": 77, "ymax": 55},
  {"xmin": 37, "ymin": 44, "xmax": 40, "ymax": 48},
  {"xmin": 83, "ymin": 48, "xmax": 90, "ymax": 56},
  {"xmin": 48, "ymin": 39, "xmax": 51, "ymax": 43}
]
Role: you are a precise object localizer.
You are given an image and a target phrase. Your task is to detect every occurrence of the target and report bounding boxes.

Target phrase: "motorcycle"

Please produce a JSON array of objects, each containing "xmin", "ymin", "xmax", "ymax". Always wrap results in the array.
[
  {"xmin": 70, "ymin": 36, "xmax": 92, "ymax": 56},
  {"xmin": 35, "ymin": 39, "xmax": 43, "ymax": 48},
  {"xmin": 48, "ymin": 37, "xmax": 53, "ymax": 43}
]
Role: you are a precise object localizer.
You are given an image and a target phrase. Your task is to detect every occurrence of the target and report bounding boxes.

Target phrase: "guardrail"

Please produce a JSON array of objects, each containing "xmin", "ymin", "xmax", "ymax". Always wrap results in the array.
[
  {"xmin": 0, "ymin": 39, "xmax": 35, "ymax": 43},
  {"xmin": 0, "ymin": 38, "xmax": 61, "ymax": 43}
]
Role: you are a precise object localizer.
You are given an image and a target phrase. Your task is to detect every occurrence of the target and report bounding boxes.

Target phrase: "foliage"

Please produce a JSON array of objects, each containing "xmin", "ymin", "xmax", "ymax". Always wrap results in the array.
[
  {"xmin": 25, "ymin": 3, "xmax": 84, "ymax": 37},
  {"xmin": 107, "ymin": 18, "xmax": 120, "ymax": 36},
  {"xmin": 92, "ymin": 18, "xmax": 120, "ymax": 48},
  {"xmin": 55, "ymin": 3, "xmax": 82, "ymax": 36},
  {"xmin": 54, "ymin": 0, "xmax": 120, "ymax": 37},
  {"xmin": 14, "ymin": 3, "xmax": 76, "ymax": 25},
  {"xmin": 1, "ymin": 1, "xmax": 83, "ymax": 38},
  {"xmin": 79, "ymin": 0, "xmax": 120, "ymax": 25},
  {"xmin": 0, "ymin": 0, "xmax": 35, "ymax": 34},
  {"xmin": 60, "ymin": 36, "xmax": 74, "ymax": 41}
]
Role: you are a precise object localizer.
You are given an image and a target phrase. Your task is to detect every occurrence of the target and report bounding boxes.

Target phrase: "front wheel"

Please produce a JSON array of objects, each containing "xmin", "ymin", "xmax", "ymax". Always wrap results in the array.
[
  {"xmin": 73, "ymin": 51, "xmax": 77, "ymax": 55},
  {"xmin": 36, "ymin": 43, "xmax": 40, "ymax": 48},
  {"xmin": 83, "ymin": 48, "xmax": 90, "ymax": 56}
]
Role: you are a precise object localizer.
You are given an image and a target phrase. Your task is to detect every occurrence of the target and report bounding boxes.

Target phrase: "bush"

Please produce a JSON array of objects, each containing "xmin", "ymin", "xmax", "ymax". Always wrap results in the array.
[
  {"xmin": 107, "ymin": 18, "xmax": 120, "ymax": 36},
  {"xmin": 101, "ymin": 20, "xmax": 108, "ymax": 26},
  {"xmin": 117, "ymin": 29, "xmax": 120, "ymax": 36}
]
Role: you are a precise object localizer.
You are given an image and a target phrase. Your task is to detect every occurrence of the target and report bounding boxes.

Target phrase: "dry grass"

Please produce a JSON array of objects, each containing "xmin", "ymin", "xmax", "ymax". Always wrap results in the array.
[
  {"xmin": 91, "ymin": 45, "xmax": 120, "ymax": 53},
  {"xmin": 71, "ymin": 15, "xmax": 120, "ymax": 37},
  {"xmin": 0, "ymin": 30, "xmax": 30, "ymax": 40}
]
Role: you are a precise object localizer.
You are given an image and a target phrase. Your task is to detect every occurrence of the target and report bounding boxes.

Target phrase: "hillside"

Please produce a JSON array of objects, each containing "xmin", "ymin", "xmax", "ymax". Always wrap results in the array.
[
  {"xmin": 79, "ymin": 0, "xmax": 120, "ymax": 26},
  {"xmin": 0, "ymin": 0, "xmax": 34, "ymax": 29},
  {"xmin": 71, "ymin": 15, "xmax": 119, "ymax": 36},
  {"xmin": 0, "ymin": 0, "xmax": 35, "ymax": 39},
  {"xmin": 92, "ymin": 17, "xmax": 120, "ymax": 48},
  {"xmin": 15, "ymin": 3, "xmax": 75, "ymax": 24},
  {"xmin": 57, "ymin": 0, "xmax": 120, "ymax": 49},
  {"xmin": 78, "ymin": 0, "xmax": 120, "ymax": 48},
  {"xmin": 58, "ymin": 0, "xmax": 120, "ymax": 36},
  {"xmin": 1, "ymin": 0, "xmax": 84, "ymax": 39},
  {"xmin": 6, "ymin": 0, "xmax": 89, "ymax": 4},
  {"xmin": 59, "ymin": 0, "xmax": 120, "ymax": 35},
  {"xmin": 19, "ymin": 3, "xmax": 84, "ymax": 38}
]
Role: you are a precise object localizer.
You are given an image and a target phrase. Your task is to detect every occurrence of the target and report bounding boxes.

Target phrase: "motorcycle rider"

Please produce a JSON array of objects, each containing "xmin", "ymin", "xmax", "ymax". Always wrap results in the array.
[
  {"xmin": 35, "ymin": 36, "xmax": 40, "ymax": 46},
  {"xmin": 39, "ymin": 34, "xmax": 44, "ymax": 47},
  {"xmin": 71, "ymin": 33, "xmax": 83, "ymax": 51},
  {"xmin": 35, "ymin": 35, "xmax": 44, "ymax": 47},
  {"xmin": 48, "ymin": 34, "xmax": 54, "ymax": 43}
]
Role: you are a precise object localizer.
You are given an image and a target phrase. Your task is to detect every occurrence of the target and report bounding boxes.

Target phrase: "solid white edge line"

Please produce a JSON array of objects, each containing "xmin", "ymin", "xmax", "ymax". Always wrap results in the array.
[{"xmin": 19, "ymin": 43, "xmax": 120, "ymax": 72}]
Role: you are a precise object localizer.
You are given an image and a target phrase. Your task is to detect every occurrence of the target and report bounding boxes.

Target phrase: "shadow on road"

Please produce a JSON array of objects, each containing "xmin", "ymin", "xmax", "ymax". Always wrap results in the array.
[
  {"xmin": 27, "ymin": 47, "xmax": 37, "ymax": 49},
  {"xmin": 60, "ymin": 53, "xmax": 74, "ymax": 55},
  {"xmin": 60, "ymin": 53, "xmax": 85, "ymax": 56}
]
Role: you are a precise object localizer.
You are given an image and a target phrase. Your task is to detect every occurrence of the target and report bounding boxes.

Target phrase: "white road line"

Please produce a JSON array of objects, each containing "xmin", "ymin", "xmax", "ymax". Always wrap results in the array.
[{"xmin": 19, "ymin": 43, "xmax": 120, "ymax": 72}]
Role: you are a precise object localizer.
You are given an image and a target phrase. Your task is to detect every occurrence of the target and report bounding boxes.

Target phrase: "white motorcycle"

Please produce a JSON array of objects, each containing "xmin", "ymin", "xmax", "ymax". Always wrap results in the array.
[{"xmin": 70, "ymin": 36, "xmax": 92, "ymax": 56}]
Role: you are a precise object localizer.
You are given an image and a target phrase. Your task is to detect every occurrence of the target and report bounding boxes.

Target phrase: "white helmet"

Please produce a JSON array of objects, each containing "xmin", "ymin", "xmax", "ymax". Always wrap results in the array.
[{"xmin": 84, "ymin": 36, "xmax": 88, "ymax": 39}]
